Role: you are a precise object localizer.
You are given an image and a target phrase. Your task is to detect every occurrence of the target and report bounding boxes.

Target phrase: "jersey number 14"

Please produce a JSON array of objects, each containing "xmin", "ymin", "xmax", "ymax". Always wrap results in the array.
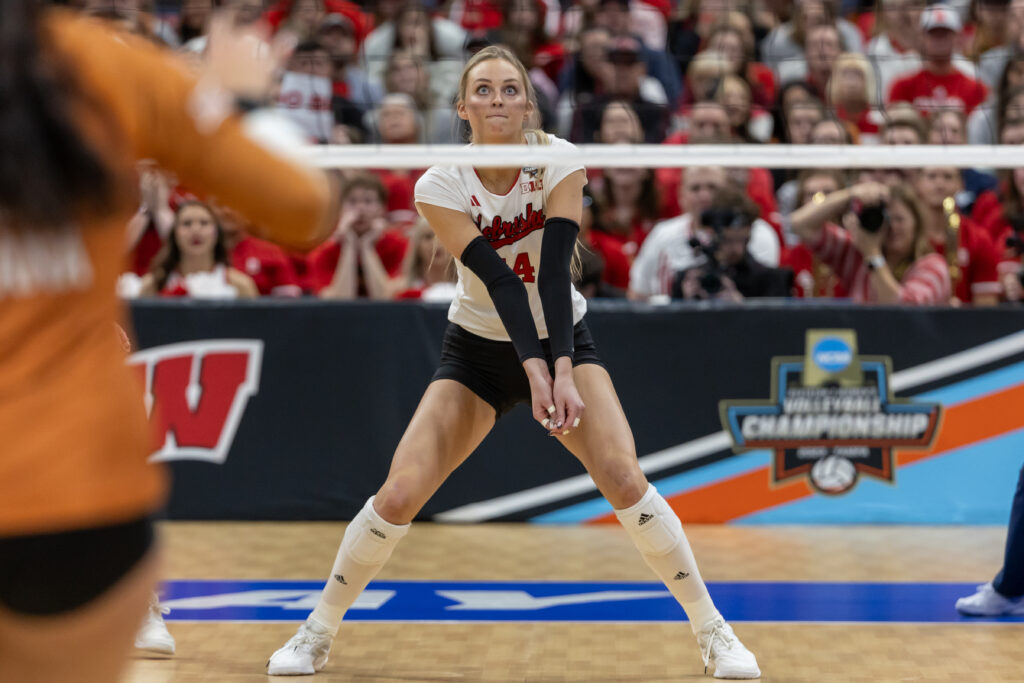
[{"xmin": 501, "ymin": 253, "xmax": 536, "ymax": 283}]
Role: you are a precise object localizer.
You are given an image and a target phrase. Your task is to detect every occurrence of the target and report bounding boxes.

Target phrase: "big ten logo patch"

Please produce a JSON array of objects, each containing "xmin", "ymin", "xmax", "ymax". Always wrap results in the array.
[
  {"xmin": 520, "ymin": 178, "xmax": 544, "ymax": 193},
  {"xmin": 128, "ymin": 340, "xmax": 263, "ymax": 464},
  {"xmin": 719, "ymin": 329, "xmax": 942, "ymax": 495}
]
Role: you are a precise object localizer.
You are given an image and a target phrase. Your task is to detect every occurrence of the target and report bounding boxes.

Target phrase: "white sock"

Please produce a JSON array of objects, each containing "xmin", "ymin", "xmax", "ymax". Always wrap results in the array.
[
  {"xmin": 614, "ymin": 484, "xmax": 721, "ymax": 632},
  {"xmin": 309, "ymin": 496, "xmax": 409, "ymax": 635}
]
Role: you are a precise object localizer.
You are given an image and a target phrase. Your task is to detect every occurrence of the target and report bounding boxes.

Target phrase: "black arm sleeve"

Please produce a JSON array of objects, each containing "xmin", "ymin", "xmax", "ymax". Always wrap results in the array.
[
  {"xmin": 537, "ymin": 217, "xmax": 580, "ymax": 362},
  {"xmin": 460, "ymin": 236, "xmax": 545, "ymax": 363}
]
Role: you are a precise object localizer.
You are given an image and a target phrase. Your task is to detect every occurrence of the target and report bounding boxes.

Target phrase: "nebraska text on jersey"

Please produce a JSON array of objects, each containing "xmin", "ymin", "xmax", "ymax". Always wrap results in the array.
[{"xmin": 476, "ymin": 202, "xmax": 546, "ymax": 248}]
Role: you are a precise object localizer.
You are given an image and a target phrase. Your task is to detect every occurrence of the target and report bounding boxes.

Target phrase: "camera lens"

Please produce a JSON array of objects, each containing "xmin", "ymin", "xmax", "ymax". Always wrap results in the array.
[
  {"xmin": 856, "ymin": 204, "xmax": 887, "ymax": 233},
  {"xmin": 700, "ymin": 270, "xmax": 724, "ymax": 295}
]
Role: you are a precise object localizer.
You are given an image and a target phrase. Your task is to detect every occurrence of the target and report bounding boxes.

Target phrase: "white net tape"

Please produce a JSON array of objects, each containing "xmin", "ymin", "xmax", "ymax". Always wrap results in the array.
[{"xmin": 302, "ymin": 143, "xmax": 1024, "ymax": 169}]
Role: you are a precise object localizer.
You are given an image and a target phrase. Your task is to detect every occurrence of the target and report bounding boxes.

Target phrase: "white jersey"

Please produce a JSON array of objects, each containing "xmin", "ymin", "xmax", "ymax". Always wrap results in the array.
[{"xmin": 414, "ymin": 134, "xmax": 588, "ymax": 341}]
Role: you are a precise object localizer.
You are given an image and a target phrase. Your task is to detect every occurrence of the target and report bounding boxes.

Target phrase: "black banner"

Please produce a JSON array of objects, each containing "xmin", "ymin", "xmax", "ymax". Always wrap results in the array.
[{"xmin": 129, "ymin": 300, "xmax": 1024, "ymax": 521}]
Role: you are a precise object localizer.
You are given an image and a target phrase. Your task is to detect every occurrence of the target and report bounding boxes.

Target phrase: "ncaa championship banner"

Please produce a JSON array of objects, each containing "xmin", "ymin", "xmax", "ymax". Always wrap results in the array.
[
  {"xmin": 719, "ymin": 329, "xmax": 941, "ymax": 496},
  {"xmin": 130, "ymin": 300, "xmax": 1024, "ymax": 525}
]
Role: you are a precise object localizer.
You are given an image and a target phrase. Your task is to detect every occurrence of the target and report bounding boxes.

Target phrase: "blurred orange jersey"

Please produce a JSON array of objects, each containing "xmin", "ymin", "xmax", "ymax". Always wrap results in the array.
[{"xmin": 0, "ymin": 11, "xmax": 331, "ymax": 536}]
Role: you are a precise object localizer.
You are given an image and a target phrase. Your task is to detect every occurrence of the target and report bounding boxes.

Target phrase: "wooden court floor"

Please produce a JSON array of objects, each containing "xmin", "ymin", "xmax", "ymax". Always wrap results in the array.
[{"xmin": 126, "ymin": 522, "xmax": 1023, "ymax": 682}]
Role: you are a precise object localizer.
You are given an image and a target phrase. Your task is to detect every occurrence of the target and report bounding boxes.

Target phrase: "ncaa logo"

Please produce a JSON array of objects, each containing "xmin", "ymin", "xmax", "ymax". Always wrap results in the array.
[
  {"xmin": 812, "ymin": 338, "xmax": 853, "ymax": 373},
  {"xmin": 128, "ymin": 340, "xmax": 263, "ymax": 464}
]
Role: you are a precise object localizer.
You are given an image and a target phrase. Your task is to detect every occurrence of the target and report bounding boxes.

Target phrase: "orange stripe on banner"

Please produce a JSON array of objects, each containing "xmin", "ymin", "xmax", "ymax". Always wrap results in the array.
[
  {"xmin": 590, "ymin": 381, "xmax": 1024, "ymax": 525},
  {"xmin": 897, "ymin": 381, "xmax": 1024, "ymax": 466}
]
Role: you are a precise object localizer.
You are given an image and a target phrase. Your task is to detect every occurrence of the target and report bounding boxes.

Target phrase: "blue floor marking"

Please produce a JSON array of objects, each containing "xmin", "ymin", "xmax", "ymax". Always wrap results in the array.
[{"xmin": 159, "ymin": 579, "xmax": 1024, "ymax": 624}]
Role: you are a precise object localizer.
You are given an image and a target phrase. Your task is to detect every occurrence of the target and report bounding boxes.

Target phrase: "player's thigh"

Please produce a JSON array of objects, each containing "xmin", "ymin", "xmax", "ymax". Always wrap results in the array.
[
  {"xmin": 555, "ymin": 364, "xmax": 647, "ymax": 507},
  {"xmin": 0, "ymin": 545, "xmax": 159, "ymax": 683},
  {"xmin": 381, "ymin": 379, "xmax": 496, "ymax": 499}
]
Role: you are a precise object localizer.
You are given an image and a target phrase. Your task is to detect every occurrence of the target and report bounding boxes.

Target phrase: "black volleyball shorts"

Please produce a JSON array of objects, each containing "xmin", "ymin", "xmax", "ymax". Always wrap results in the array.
[
  {"xmin": 0, "ymin": 516, "xmax": 154, "ymax": 616},
  {"xmin": 432, "ymin": 319, "xmax": 605, "ymax": 418}
]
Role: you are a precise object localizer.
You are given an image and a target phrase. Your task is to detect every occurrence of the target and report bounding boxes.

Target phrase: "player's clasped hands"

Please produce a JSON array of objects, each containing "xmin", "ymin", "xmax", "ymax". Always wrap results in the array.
[{"xmin": 524, "ymin": 358, "xmax": 585, "ymax": 437}]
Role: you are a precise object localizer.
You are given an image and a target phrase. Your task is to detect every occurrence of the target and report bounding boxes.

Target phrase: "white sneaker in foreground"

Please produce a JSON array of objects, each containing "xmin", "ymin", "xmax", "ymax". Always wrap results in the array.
[
  {"xmin": 134, "ymin": 595, "xmax": 175, "ymax": 656},
  {"xmin": 955, "ymin": 582, "xmax": 1024, "ymax": 616},
  {"xmin": 267, "ymin": 620, "xmax": 332, "ymax": 676},
  {"xmin": 696, "ymin": 617, "xmax": 761, "ymax": 679}
]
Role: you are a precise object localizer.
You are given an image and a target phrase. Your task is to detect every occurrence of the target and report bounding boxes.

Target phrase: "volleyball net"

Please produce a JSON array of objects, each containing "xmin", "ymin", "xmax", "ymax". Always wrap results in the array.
[{"xmin": 301, "ymin": 143, "xmax": 1024, "ymax": 169}]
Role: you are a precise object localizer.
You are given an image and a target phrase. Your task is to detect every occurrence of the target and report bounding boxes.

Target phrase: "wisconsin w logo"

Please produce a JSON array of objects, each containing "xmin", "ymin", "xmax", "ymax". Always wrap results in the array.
[{"xmin": 128, "ymin": 340, "xmax": 263, "ymax": 464}]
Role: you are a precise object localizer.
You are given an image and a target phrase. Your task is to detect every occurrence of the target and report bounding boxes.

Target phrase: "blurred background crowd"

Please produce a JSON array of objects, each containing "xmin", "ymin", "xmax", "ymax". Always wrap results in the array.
[{"xmin": 58, "ymin": 0, "xmax": 1024, "ymax": 305}]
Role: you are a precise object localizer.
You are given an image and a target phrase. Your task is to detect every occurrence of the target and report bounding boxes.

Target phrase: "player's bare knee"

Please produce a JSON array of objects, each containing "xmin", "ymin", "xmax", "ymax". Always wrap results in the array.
[
  {"xmin": 374, "ymin": 481, "xmax": 421, "ymax": 525},
  {"xmin": 594, "ymin": 460, "xmax": 647, "ymax": 509}
]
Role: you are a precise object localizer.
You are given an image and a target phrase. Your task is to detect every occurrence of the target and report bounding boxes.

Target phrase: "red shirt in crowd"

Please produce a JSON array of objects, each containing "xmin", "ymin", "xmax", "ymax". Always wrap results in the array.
[
  {"xmin": 781, "ymin": 244, "xmax": 850, "ymax": 298},
  {"xmin": 587, "ymin": 229, "xmax": 638, "ymax": 290},
  {"xmin": 747, "ymin": 62, "xmax": 777, "ymax": 109},
  {"xmin": 855, "ymin": 11, "xmax": 875, "ymax": 42},
  {"xmin": 834, "ymin": 104, "xmax": 881, "ymax": 138},
  {"xmin": 288, "ymin": 251, "xmax": 317, "ymax": 294},
  {"xmin": 888, "ymin": 68, "xmax": 988, "ymax": 115},
  {"xmin": 534, "ymin": 42, "xmax": 568, "ymax": 84},
  {"xmin": 128, "ymin": 218, "xmax": 164, "ymax": 276},
  {"xmin": 371, "ymin": 169, "xmax": 425, "ymax": 220},
  {"xmin": 231, "ymin": 236, "xmax": 302, "ymax": 296},
  {"xmin": 304, "ymin": 229, "xmax": 409, "ymax": 294},
  {"xmin": 991, "ymin": 223, "xmax": 1024, "ymax": 279},
  {"xmin": 263, "ymin": 0, "xmax": 370, "ymax": 45},
  {"xmin": 808, "ymin": 222, "xmax": 951, "ymax": 303},
  {"xmin": 452, "ymin": 0, "xmax": 504, "ymax": 31},
  {"xmin": 970, "ymin": 189, "xmax": 1009, "ymax": 242},
  {"xmin": 928, "ymin": 215, "xmax": 1001, "ymax": 302}
]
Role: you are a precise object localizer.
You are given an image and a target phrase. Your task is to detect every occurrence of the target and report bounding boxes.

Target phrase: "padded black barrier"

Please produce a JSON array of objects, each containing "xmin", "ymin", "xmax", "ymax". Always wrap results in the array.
[{"xmin": 129, "ymin": 300, "xmax": 1024, "ymax": 520}]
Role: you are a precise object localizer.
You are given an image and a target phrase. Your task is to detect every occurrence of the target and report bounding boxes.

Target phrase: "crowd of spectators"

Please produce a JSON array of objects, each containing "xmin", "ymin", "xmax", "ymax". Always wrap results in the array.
[{"xmin": 64, "ymin": 0, "xmax": 1024, "ymax": 305}]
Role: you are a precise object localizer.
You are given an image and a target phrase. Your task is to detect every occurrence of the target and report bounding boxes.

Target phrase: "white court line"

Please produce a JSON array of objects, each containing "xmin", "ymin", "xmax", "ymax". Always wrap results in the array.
[{"xmin": 434, "ymin": 329, "xmax": 1024, "ymax": 523}]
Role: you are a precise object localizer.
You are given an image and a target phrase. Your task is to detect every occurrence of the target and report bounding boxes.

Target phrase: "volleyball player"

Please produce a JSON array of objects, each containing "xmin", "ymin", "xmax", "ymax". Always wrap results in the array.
[
  {"xmin": 268, "ymin": 46, "xmax": 760, "ymax": 679},
  {"xmin": 0, "ymin": 5, "xmax": 334, "ymax": 682}
]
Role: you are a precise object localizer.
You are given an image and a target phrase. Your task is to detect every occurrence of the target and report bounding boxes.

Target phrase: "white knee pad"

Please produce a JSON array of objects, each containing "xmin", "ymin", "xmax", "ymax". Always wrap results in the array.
[
  {"xmin": 614, "ymin": 485, "xmax": 683, "ymax": 556},
  {"xmin": 341, "ymin": 496, "xmax": 410, "ymax": 565}
]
